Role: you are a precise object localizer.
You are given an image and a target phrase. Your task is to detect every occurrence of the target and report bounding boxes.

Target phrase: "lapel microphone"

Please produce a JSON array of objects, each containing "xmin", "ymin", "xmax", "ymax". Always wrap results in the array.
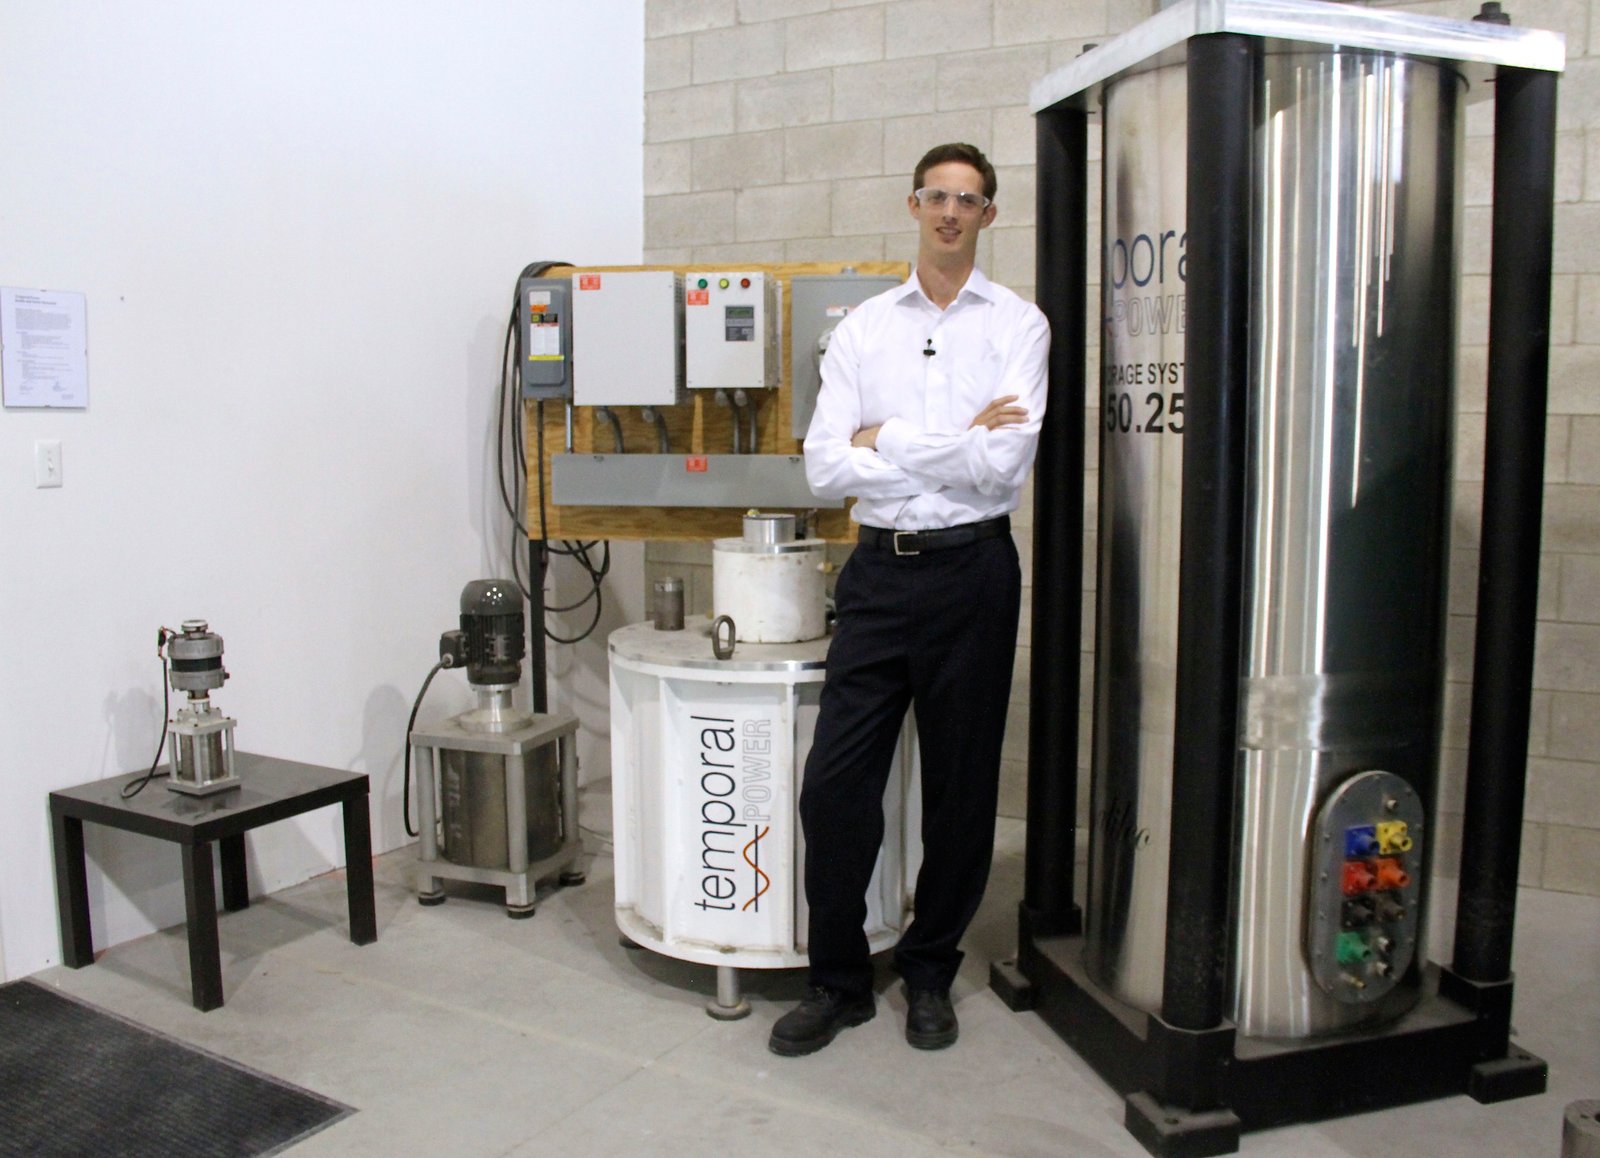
[{"xmin": 923, "ymin": 339, "xmax": 936, "ymax": 357}]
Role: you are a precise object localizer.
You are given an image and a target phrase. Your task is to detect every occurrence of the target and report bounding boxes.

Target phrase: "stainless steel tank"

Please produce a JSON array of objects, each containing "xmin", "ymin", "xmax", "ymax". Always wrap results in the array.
[
  {"xmin": 1087, "ymin": 46, "xmax": 1461, "ymax": 1039},
  {"xmin": 439, "ymin": 746, "xmax": 563, "ymax": 870}
]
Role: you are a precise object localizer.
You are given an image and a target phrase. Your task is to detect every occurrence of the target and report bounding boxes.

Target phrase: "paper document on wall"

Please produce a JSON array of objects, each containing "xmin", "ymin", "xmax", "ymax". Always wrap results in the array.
[{"xmin": 1, "ymin": 287, "xmax": 89, "ymax": 409}]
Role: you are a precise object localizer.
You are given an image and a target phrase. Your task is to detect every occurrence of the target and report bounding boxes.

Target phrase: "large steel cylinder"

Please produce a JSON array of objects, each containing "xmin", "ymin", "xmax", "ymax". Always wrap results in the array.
[{"xmin": 1086, "ymin": 46, "xmax": 1461, "ymax": 1039}]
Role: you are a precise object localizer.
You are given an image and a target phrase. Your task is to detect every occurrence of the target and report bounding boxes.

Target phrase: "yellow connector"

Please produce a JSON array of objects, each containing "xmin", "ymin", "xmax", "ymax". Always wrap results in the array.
[{"xmin": 1376, "ymin": 820, "xmax": 1413, "ymax": 854}]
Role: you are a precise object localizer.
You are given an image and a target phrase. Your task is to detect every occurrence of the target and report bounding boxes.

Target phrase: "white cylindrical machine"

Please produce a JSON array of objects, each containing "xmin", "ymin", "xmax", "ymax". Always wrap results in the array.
[
  {"xmin": 712, "ymin": 512, "xmax": 826, "ymax": 644},
  {"xmin": 608, "ymin": 621, "xmax": 920, "ymax": 1017}
]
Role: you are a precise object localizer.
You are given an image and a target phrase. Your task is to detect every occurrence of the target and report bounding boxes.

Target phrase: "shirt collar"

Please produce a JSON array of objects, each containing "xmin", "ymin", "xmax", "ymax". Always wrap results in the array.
[{"xmin": 896, "ymin": 266, "xmax": 997, "ymax": 311}]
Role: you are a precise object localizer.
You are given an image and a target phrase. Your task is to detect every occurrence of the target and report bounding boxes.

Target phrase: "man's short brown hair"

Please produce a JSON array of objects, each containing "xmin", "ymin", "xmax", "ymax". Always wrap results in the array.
[{"xmin": 913, "ymin": 143, "xmax": 997, "ymax": 202}]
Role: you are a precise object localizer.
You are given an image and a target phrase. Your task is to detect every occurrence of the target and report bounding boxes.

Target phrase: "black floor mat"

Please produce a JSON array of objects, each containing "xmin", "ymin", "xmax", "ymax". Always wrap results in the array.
[{"xmin": 0, "ymin": 979, "xmax": 351, "ymax": 1157}]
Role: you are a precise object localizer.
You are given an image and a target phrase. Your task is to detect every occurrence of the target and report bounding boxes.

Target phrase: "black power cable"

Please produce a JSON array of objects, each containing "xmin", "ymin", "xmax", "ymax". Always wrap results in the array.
[
  {"xmin": 495, "ymin": 260, "xmax": 610, "ymax": 645},
  {"xmin": 122, "ymin": 628, "xmax": 177, "ymax": 799},
  {"xmin": 401, "ymin": 261, "xmax": 615, "ymax": 844},
  {"xmin": 400, "ymin": 660, "xmax": 448, "ymax": 839}
]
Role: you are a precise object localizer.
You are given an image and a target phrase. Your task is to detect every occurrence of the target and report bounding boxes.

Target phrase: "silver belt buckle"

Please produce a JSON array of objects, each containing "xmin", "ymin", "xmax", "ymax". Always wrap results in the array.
[{"xmin": 892, "ymin": 530, "xmax": 920, "ymax": 556}]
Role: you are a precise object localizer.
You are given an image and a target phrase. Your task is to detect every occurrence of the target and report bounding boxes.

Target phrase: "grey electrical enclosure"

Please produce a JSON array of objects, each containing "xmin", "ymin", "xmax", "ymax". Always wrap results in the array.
[
  {"xmin": 519, "ymin": 277, "xmax": 572, "ymax": 399},
  {"xmin": 550, "ymin": 454, "xmax": 840, "ymax": 509},
  {"xmin": 683, "ymin": 271, "xmax": 779, "ymax": 391},
  {"xmin": 571, "ymin": 270, "xmax": 684, "ymax": 407},
  {"xmin": 789, "ymin": 273, "xmax": 902, "ymax": 435}
]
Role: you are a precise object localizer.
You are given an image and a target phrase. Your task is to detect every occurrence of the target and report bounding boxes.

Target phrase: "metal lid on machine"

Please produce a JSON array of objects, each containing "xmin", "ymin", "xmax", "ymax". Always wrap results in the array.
[
  {"xmin": 1029, "ymin": 0, "xmax": 1564, "ymax": 116},
  {"xmin": 745, "ymin": 512, "xmax": 795, "ymax": 544},
  {"xmin": 715, "ymin": 511, "xmax": 819, "ymax": 554}
]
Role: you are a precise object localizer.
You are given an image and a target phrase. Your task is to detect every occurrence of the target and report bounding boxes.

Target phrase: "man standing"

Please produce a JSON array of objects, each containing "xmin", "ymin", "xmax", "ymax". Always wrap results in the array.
[{"xmin": 770, "ymin": 143, "xmax": 1049, "ymax": 1056}]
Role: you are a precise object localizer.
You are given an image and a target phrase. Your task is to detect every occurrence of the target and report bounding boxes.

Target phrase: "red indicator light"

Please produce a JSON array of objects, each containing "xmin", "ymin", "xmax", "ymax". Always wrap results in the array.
[
  {"xmin": 740, "ymin": 277, "xmax": 751, "ymax": 289},
  {"xmin": 685, "ymin": 456, "xmax": 709, "ymax": 473}
]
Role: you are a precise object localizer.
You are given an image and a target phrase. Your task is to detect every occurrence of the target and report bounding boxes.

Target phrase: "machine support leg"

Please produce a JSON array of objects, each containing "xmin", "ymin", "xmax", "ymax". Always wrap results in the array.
[
  {"xmin": 1438, "ymin": 970, "xmax": 1549, "ymax": 1101},
  {"xmin": 1451, "ymin": 64, "xmax": 1559, "ymax": 987},
  {"xmin": 558, "ymin": 736, "xmax": 587, "ymax": 886},
  {"xmin": 414, "ymin": 745, "xmax": 445, "ymax": 905},
  {"xmin": 1160, "ymin": 31, "xmax": 1254, "ymax": 1038},
  {"xmin": 707, "ymin": 965, "xmax": 751, "ymax": 1021},
  {"xmin": 504, "ymin": 751, "xmax": 534, "ymax": 916},
  {"xmin": 1017, "ymin": 102, "xmax": 1089, "ymax": 947}
]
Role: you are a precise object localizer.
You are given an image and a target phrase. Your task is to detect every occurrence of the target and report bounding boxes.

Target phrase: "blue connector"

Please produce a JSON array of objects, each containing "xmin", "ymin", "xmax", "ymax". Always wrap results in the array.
[{"xmin": 1344, "ymin": 825, "xmax": 1379, "ymax": 858}]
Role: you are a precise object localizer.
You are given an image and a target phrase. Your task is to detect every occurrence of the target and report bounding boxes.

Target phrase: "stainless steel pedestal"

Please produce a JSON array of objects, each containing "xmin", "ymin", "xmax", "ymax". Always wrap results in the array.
[{"xmin": 411, "ymin": 710, "xmax": 582, "ymax": 916}]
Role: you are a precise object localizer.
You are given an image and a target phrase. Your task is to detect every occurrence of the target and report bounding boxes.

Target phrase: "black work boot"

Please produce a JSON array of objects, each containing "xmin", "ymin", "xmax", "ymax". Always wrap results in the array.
[
  {"xmin": 768, "ymin": 986, "xmax": 876, "ymax": 1056},
  {"xmin": 904, "ymin": 987, "xmax": 958, "ymax": 1050}
]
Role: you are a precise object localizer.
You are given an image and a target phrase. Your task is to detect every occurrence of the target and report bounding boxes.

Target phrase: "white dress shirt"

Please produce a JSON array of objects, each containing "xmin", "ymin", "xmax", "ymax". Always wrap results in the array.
[{"xmin": 803, "ymin": 267, "xmax": 1050, "ymax": 530}]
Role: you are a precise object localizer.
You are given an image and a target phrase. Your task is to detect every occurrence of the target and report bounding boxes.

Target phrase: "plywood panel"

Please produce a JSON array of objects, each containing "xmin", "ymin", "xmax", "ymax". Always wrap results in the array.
[{"xmin": 524, "ymin": 261, "xmax": 906, "ymax": 543}]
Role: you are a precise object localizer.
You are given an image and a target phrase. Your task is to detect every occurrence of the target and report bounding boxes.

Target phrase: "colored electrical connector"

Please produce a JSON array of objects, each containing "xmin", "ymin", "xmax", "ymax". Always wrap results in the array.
[
  {"xmin": 1374, "ymin": 893, "xmax": 1407, "ymax": 922},
  {"xmin": 1341, "ymin": 897, "xmax": 1377, "ymax": 929},
  {"xmin": 1336, "ymin": 931, "xmax": 1374, "ymax": 965},
  {"xmin": 1376, "ymin": 820, "xmax": 1413, "ymax": 854},
  {"xmin": 1373, "ymin": 857, "xmax": 1411, "ymax": 890},
  {"xmin": 1341, "ymin": 861, "xmax": 1377, "ymax": 895},
  {"xmin": 1344, "ymin": 825, "xmax": 1380, "ymax": 857}
]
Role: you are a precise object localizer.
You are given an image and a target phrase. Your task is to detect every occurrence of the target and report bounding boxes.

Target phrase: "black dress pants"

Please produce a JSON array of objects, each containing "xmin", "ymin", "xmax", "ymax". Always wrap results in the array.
[{"xmin": 800, "ymin": 531, "xmax": 1021, "ymax": 996}]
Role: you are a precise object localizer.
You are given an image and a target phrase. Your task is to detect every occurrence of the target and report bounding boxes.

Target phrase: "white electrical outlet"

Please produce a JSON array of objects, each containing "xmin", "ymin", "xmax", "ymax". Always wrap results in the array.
[{"xmin": 34, "ymin": 439, "xmax": 63, "ymax": 488}]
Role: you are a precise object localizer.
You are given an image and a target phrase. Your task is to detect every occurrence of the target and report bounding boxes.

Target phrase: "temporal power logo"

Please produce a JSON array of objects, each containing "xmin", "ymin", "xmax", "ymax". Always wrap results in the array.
[
  {"xmin": 690, "ymin": 714, "xmax": 776, "ymax": 915},
  {"xmin": 1105, "ymin": 225, "xmax": 1186, "ymax": 339}
]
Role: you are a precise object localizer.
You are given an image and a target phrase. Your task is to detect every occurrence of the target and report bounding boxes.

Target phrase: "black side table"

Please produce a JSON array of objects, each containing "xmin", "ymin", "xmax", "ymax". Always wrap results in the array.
[{"xmin": 49, "ymin": 753, "xmax": 378, "ymax": 1011}]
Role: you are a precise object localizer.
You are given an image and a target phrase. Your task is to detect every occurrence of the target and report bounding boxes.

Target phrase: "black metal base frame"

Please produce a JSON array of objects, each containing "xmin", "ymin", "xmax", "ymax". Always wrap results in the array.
[{"xmin": 991, "ymin": 936, "xmax": 1547, "ymax": 1158}]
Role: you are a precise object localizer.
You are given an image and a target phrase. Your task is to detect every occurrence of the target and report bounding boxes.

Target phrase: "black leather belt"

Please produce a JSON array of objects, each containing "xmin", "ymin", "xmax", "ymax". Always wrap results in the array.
[{"xmin": 856, "ymin": 516, "xmax": 1010, "ymax": 557}]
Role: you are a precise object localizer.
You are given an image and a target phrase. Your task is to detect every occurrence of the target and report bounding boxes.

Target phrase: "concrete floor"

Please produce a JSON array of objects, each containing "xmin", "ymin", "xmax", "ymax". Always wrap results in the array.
[{"xmin": 30, "ymin": 807, "xmax": 1598, "ymax": 1158}]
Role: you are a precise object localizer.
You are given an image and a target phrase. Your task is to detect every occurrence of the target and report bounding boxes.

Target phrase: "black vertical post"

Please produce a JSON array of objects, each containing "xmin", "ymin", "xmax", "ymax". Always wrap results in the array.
[
  {"xmin": 342, "ymin": 790, "xmax": 379, "ymax": 945},
  {"xmin": 220, "ymin": 834, "xmax": 249, "ymax": 911},
  {"xmin": 1021, "ymin": 104, "xmax": 1089, "ymax": 941},
  {"xmin": 51, "ymin": 810, "xmax": 94, "ymax": 967},
  {"xmin": 1160, "ymin": 33, "xmax": 1253, "ymax": 1032},
  {"xmin": 1451, "ymin": 66, "xmax": 1558, "ymax": 983},
  {"xmin": 529, "ymin": 538, "xmax": 549, "ymax": 714},
  {"xmin": 181, "ymin": 840, "xmax": 225, "ymax": 1011}
]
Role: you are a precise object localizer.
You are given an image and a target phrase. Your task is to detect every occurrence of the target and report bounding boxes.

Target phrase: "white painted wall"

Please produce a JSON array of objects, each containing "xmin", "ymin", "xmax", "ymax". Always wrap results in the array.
[{"xmin": 0, "ymin": 1, "xmax": 645, "ymax": 979}]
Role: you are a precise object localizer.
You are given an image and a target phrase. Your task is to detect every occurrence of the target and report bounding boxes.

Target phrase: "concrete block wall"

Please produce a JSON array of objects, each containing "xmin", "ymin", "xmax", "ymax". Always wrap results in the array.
[{"xmin": 640, "ymin": 0, "xmax": 1600, "ymax": 898}]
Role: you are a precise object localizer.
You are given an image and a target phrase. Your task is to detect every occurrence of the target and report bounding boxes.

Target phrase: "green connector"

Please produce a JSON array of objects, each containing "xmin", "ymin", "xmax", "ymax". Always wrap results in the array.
[{"xmin": 1336, "ymin": 931, "xmax": 1374, "ymax": 965}]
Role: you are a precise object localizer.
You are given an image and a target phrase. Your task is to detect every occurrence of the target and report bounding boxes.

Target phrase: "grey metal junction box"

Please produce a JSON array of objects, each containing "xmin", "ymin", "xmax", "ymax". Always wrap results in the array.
[{"xmin": 789, "ymin": 273, "xmax": 902, "ymax": 435}]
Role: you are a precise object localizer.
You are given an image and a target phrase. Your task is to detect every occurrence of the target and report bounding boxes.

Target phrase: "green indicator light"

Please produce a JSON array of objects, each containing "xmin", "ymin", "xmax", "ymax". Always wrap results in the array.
[{"xmin": 697, "ymin": 278, "xmax": 708, "ymax": 289}]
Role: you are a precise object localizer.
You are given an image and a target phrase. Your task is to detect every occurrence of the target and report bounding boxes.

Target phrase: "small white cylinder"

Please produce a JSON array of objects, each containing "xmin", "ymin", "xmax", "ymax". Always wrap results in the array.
[{"xmin": 712, "ymin": 538, "xmax": 826, "ymax": 643}]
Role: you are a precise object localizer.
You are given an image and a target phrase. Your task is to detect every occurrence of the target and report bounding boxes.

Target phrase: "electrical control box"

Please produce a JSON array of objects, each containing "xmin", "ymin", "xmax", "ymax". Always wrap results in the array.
[
  {"xmin": 788, "ymin": 273, "xmax": 902, "ymax": 433},
  {"xmin": 520, "ymin": 276, "xmax": 572, "ymax": 399},
  {"xmin": 571, "ymin": 271, "xmax": 684, "ymax": 407},
  {"xmin": 684, "ymin": 272, "xmax": 777, "ymax": 391}
]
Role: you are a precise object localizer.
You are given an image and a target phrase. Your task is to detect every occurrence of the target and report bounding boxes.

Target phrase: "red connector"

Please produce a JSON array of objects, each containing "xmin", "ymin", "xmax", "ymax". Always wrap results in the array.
[{"xmin": 1342, "ymin": 861, "xmax": 1377, "ymax": 895}]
